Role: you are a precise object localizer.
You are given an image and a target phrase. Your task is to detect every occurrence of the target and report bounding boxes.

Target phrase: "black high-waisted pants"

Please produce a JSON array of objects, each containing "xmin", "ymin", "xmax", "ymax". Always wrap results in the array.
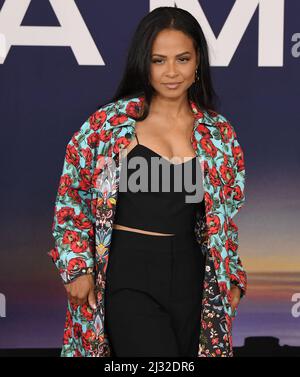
[{"xmin": 104, "ymin": 229, "xmax": 206, "ymax": 357}]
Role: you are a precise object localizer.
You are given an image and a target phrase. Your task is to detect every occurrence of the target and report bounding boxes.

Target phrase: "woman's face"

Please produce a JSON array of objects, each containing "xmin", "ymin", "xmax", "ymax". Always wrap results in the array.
[{"xmin": 149, "ymin": 29, "xmax": 199, "ymax": 97}]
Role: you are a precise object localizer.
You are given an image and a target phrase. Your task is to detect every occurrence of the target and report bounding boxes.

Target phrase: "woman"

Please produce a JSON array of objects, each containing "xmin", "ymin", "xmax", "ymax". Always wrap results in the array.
[{"xmin": 49, "ymin": 7, "xmax": 247, "ymax": 357}]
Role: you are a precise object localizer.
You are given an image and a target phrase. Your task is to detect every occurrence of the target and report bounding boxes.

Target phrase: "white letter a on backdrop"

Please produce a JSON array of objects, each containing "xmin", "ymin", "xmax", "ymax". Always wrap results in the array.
[{"xmin": 0, "ymin": 0, "xmax": 104, "ymax": 65}]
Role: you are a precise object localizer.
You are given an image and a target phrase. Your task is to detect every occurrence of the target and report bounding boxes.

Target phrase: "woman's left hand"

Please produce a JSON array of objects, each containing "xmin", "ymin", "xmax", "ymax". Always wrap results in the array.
[{"xmin": 230, "ymin": 284, "xmax": 241, "ymax": 313}]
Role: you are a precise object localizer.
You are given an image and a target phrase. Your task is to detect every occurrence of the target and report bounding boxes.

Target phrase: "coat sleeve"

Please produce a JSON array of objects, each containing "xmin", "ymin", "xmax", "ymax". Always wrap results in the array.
[
  {"xmin": 224, "ymin": 119, "xmax": 247, "ymax": 299},
  {"xmin": 48, "ymin": 117, "xmax": 99, "ymax": 285}
]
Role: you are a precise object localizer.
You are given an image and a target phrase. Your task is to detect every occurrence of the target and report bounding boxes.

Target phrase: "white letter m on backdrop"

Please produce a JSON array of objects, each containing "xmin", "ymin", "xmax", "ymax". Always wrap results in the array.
[{"xmin": 151, "ymin": 0, "xmax": 285, "ymax": 67}]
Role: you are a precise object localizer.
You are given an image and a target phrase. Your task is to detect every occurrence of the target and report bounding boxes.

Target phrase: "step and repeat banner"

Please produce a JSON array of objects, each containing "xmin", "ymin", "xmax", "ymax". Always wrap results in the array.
[{"xmin": 1, "ymin": 0, "xmax": 299, "ymax": 353}]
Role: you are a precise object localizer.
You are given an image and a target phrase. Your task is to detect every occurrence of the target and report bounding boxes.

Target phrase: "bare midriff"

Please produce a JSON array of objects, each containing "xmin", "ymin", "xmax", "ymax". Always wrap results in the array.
[{"xmin": 113, "ymin": 224, "xmax": 175, "ymax": 236}]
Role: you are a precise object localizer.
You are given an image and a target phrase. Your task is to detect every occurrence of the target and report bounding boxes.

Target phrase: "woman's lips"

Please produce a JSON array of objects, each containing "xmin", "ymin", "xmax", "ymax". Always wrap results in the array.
[{"xmin": 163, "ymin": 82, "xmax": 182, "ymax": 89}]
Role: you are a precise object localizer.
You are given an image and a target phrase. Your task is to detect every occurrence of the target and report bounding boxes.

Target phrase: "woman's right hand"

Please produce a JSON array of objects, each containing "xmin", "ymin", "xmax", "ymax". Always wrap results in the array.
[{"xmin": 64, "ymin": 274, "xmax": 97, "ymax": 309}]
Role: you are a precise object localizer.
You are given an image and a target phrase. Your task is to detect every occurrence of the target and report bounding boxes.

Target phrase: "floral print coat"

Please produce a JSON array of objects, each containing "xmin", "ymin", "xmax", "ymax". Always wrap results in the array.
[{"xmin": 48, "ymin": 94, "xmax": 247, "ymax": 357}]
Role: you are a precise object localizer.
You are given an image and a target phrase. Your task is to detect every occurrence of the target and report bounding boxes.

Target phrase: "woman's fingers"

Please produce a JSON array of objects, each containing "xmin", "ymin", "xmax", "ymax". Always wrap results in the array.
[{"xmin": 64, "ymin": 274, "xmax": 95, "ymax": 306}]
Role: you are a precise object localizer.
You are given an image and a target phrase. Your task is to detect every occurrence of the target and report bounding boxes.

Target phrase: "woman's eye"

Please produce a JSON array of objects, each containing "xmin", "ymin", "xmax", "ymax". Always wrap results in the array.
[{"xmin": 152, "ymin": 57, "xmax": 190, "ymax": 64}]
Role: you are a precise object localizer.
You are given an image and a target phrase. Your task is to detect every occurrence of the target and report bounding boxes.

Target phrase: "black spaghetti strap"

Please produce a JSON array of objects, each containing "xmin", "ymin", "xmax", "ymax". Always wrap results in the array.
[{"xmin": 135, "ymin": 133, "xmax": 139, "ymax": 144}]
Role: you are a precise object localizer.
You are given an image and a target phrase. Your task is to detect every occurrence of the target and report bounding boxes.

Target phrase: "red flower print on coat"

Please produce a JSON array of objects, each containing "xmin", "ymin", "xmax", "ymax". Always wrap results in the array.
[
  {"xmin": 73, "ymin": 213, "xmax": 93, "ymax": 230},
  {"xmin": 210, "ymin": 247, "xmax": 222, "ymax": 270},
  {"xmin": 82, "ymin": 329, "xmax": 96, "ymax": 351},
  {"xmin": 225, "ymin": 238, "xmax": 238, "ymax": 254},
  {"xmin": 99, "ymin": 128, "xmax": 113, "ymax": 143},
  {"xmin": 87, "ymin": 132, "xmax": 100, "ymax": 149},
  {"xmin": 63, "ymin": 328, "xmax": 72, "ymax": 345},
  {"xmin": 67, "ymin": 258, "xmax": 87, "ymax": 276},
  {"xmin": 232, "ymin": 144, "xmax": 245, "ymax": 172},
  {"xmin": 207, "ymin": 214, "xmax": 221, "ymax": 235},
  {"xmin": 81, "ymin": 304, "xmax": 94, "ymax": 321},
  {"xmin": 71, "ymin": 131, "xmax": 80, "ymax": 148},
  {"xmin": 232, "ymin": 185, "xmax": 244, "ymax": 202},
  {"xmin": 200, "ymin": 137, "xmax": 218, "ymax": 158},
  {"xmin": 203, "ymin": 192, "xmax": 213, "ymax": 212},
  {"xmin": 219, "ymin": 186, "xmax": 225, "ymax": 204},
  {"xmin": 218, "ymin": 281, "xmax": 228, "ymax": 296},
  {"xmin": 195, "ymin": 123, "xmax": 211, "ymax": 138},
  {"xmin": 89, "ymin": 110, "xmax": 107, "ymax": 131},
  {"xmin": 73, "ymin": 323, "xmax": 82, "ymax": 339},
  {"xmin": 126, "ymin": 97, "xmax": 145, "ymax": 117},
  {"xmin": 66, "ymin": 144, "xmax": 79, "ymax": 166},
  {"xmin": 81, "ymin": 148, "xmax": 93, "ymax": 167},
  {"xmin": 219, "ymin": 163, "xmax": 235, "ymax": 186},
  {"xmin": 74, "ymin": 349, "xmax": 83, "ymax": 357},
  {"xmin": 75, "ymin": 168, "xmax": 92, "ymax": 191},
  {"xmin": 56, "ymin": 207, "xmax": 75, "ymax": 224},
  {"xmin": 209, "ymin": 166, "xmax": 222, "ymax": 188},
  {"xmin": 62, "ymin": 230, "xmax": 79, "ymax": 245},
  {"xmin": 224, "ymin": 256, "xmax": 231, "ymax": 275},
  {"xmin": 48, "ymin": 247, "xmax": 59, "ymax": 263},
  {"xmin": 228, "ymin": 217, "xmax": 238, "ymax": 232},
  {"xmin": 70, "ymin": 238, "xmax": 89, "ymax": 254},
  {"xmin": 215, "ymin": 121, "xmax": 234, "ymax": 143},
  {"xmin": 109, "ymin": 114, "xmax": 128, "ymax": 127},
  {"xmin": 113, "ymin": 136, "xmax": 131, "ymax": 155},
  {"xmin": 58, "ymin": 175, "xmax": 72, "ymax": 196},
  {"xmin": 223, "ymin": 185, "xmax": 234, "ymax": 201},
  {"xmin": 67, "ymin": 188, "xmax": 81, "ymax": 203}
]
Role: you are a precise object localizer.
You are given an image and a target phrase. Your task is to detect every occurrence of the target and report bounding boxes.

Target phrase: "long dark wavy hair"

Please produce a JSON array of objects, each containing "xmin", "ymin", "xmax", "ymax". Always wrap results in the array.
[{"xmin": 101, "ymin": 6, "xmax": 220, "ymax": 120}]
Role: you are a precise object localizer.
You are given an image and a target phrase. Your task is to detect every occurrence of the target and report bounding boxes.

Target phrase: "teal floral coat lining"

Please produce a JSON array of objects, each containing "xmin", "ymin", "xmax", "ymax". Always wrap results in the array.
[{"xmin": 49, "ymin": 94, "xmax": 247, "ymax": 357}]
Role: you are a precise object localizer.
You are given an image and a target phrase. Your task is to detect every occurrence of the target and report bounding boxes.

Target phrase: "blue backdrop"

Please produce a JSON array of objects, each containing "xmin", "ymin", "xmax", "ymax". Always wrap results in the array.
[{"xmin": 1, "ymin": 0, "xmax": 299, "ymax": 350}]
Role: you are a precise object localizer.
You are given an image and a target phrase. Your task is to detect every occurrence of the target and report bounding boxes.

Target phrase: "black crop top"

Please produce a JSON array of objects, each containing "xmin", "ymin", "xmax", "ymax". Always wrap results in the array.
[{"xmin": 114, "ymin": 134, "xmax": 204, "ymax": 235}]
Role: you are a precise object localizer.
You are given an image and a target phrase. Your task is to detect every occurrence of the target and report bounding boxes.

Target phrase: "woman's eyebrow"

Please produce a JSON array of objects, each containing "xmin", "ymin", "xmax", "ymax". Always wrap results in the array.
[{"xmin": 151, "ymin": 51, "xmax": 191, "ymax": 57}]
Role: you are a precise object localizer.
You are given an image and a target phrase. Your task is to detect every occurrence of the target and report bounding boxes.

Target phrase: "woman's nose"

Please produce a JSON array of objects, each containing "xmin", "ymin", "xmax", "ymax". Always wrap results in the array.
[{"xmin": 166, "ymin": 61, "xmax": 178, "ymax": 75}]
